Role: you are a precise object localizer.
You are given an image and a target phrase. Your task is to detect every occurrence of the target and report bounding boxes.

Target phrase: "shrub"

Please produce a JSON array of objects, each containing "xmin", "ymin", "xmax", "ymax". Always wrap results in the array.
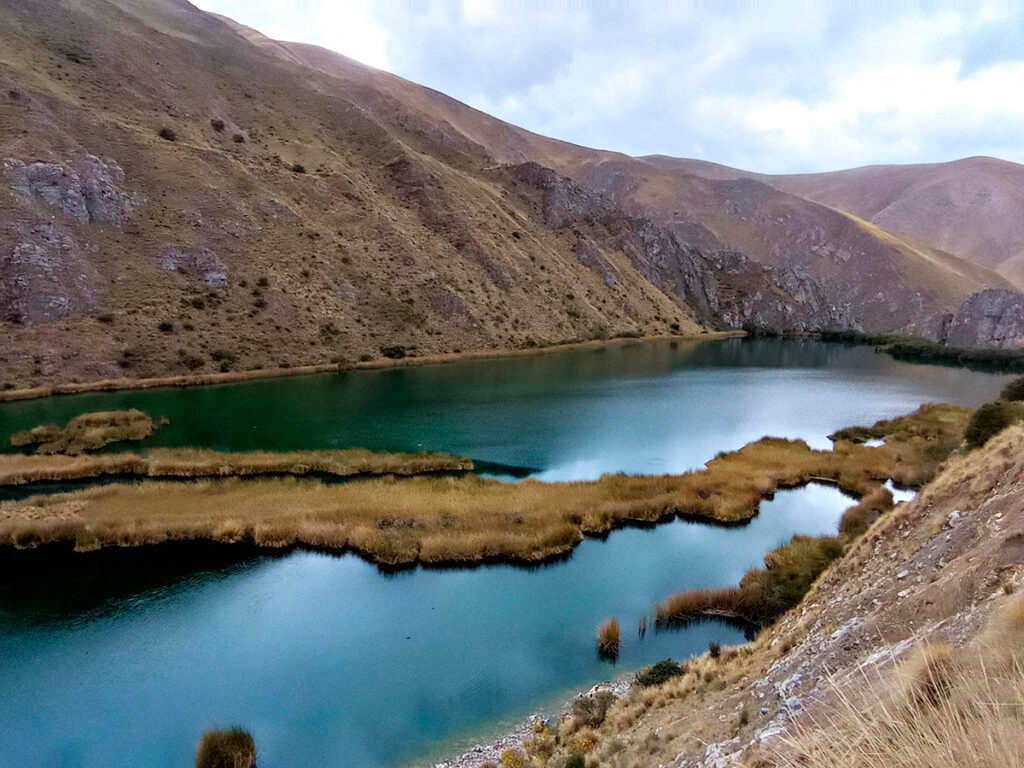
[
  {"xmin": 232, "ymin": 133, "xmax": 245, "ymax": 143},
  {"xmin": 195, "ymin": 728, "xmax": 256, "ymax": 768},
  {"xmin": 597, "ymin": 617, "xmax": 620, "ymax": 656},
  {"xmin": 709, "ymin": 640, "xmax": 721, "ymax": 659},
  {"xmin": 256, "ymin": 276, "xmax": 269, "ymax": 288},
  {"xmin": 635, "ymin": 659, "xmax": 685, "ymax": 687},
  {"xmin": 965, "ymin": 401, "xmax": 1023, "ymax": 448},
  {"xmin": 158, "ymin": 321, "xmax": 174, "ymax": 333},
  {"xmin": 381, "ymin": 345, "xmax": 407, "ymax": 360},
  {"xmin": 291, "ymin": 163, "xmax": 306, "ymax": 173},
  {"xmin": 1001, "ymin": 376, "xmax": 1024, "ymax": 401},
  {"xmin": 565, "ymin": 753, "xmax": 585, "ymax": 768},
  {"xmin": 572, "ymin": 690, "xmax": 615, "ymax": 728},
  {"xmin": 500, "ymin": 748, "xmax": 527, "ymax": 768},
  {"xmin": 210, "ymin": 118, "xmax": 225, "ymax": 132},
  {"xmin": 158, "ymin": 126, "xmax": 176, "ymax": 142}
]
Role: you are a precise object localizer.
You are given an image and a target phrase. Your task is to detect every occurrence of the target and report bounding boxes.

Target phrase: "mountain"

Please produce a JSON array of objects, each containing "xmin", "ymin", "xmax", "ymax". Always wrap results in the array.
[
  {"xmin": 646, "ymin": 154, "xmax": 1024, "ymax": 288},
  {"xmin": 0, "ymin": 0, "xmax": 1018, "ymax": 390}
]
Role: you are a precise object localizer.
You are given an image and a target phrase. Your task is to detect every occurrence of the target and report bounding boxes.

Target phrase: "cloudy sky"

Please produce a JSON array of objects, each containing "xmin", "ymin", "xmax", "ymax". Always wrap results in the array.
[{"xmin": 193, "ymin": 0, "xmax": 1024, "ymax": 173}]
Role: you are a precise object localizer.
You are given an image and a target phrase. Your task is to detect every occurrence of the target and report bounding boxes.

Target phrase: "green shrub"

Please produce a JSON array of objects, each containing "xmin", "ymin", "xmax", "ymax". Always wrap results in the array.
[
  {"xmin": 635, "ymin": 659, "xmax": 685, "ymax": 687},
  {"xmin": 210, "ymin": 118, "xmax": 225, "ymax": 132},
  {"xmin": 565, "ymin": 753, "xmax": 586, "ymax": 768},
  {"xmin": 195, "ymin": 727, "xmax": 255, "ymax": 768},
  {"xmin": 158, "ymin": 126, "xmax": 176, "ymax": 141},
  {"xmin": 1001, "ymin": 376, "xmax": 1024, "ymax": 401},
  {"xmin": 965, "ymin": 401, "xmax": 1023, "ymax": 448},
  {"xmin": 709, "ymin": 640, "xmax": 721, "ymax": 659}
]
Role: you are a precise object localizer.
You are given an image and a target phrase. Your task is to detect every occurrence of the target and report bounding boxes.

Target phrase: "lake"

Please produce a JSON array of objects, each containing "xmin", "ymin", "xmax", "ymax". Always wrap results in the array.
[{"xmin": 0, "ymin": 338, "xmax": 1010, "ymax": 767}]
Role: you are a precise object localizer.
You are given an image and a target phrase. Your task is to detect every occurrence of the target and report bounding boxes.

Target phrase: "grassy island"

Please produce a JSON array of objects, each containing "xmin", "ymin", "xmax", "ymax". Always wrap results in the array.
[{"xmin": 0, "ymin": 405, "xmax": 972, "ymax": 566}]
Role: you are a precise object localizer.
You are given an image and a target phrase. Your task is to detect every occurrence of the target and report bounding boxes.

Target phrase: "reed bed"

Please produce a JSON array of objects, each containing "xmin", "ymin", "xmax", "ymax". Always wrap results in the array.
[
  {"xmin": 0, "ymin": 404, "xmax": 968, "ymax": 566},
  {"xmin": 11, "ymin": 409, "xmax": 154, "ymax": 455},
  {"xmin": 0, "ymin": 448, "xmax": 473, "ymax": 486}
]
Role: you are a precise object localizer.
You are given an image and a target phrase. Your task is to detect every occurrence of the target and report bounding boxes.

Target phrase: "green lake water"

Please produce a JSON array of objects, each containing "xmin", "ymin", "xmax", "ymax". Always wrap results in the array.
[{"xmin": 0, "ymin": 338, "xmax": 1010, "ymax": 767}]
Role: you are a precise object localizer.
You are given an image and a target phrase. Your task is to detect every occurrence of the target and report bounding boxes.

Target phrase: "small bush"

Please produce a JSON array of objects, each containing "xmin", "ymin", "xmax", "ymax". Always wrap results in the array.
[
  {"xmin": 158, "ymin": 321, "xmax": 174, "ymax": 333},
  {"xmin": 232, "ymin": 133, "xmax": 245, "ymax": 144},
  {"xmin": 965, "ymin": 401, "xmax": 1023, "ymax": 448},
  {"xmin": 500, "ymin": 748, "xmax": 528, "ymax": 768},
  {"xmin": 635, "ymin": 659, "xmax": 685, "ymax": 687},
  {"xmin": 256, "ymin": 276, "xmax": 269, "ymax": 288},
  {"xmin": 381, "ymin": 345, "xmax": 407, "ymax": 360},
  {"xmin": 158, "ymin": 126, "xmax": 176, "ymax": 142},
  {"xmin": 1001, "ymin": 376, "xmax": 1024, "ymax": 401},
  {"xmin": 210, "ymin": 118, "xmax": 225, "ymax": 132},
  {"xmin": 572, "ymin": 690, "xmax": 615, "ymax": 728},
  {"xmin": 565, "ymin": 753, "xmax": 585, "ymax": 768},
  {"xmin": 195, "ymin": 727, "xmax": 256, "ymax": 768},
  {"xmin": 291, "ymin": 163, "xmax": 306, "ymax": 174},
  {"xmin": 709, "ymin": 640, "xmax": 721, "ymax": 659}
]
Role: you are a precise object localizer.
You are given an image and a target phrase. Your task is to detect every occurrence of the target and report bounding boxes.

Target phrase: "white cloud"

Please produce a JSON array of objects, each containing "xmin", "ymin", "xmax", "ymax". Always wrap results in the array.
[{"xmin": 191, "ymin": 0, "xmax": 1024, "ymax": 173}]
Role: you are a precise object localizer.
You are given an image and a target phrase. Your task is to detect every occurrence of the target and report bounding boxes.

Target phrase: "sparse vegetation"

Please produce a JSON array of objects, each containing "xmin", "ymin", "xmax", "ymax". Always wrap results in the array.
[
  {"xmin": 775, "ymin": 596, "xmax": 1024, "ymax": 768},
  {"xmin": 195, "ymin": 728, "xmax": 256, "ymax": 768},
  {"xmin": 820, "ymin": 330, "xmax": 1024, "ymax": 373},
  {"xmin": 158, "ymin": 126, "xmax": 176, "ymax": 141},
  {"xmin": 291, "ymin": 163, "xmax": 306, "ymax": 173},
  {"xmin": 210, "ymin": 118, "xmax": 225, "ymax": 132}
]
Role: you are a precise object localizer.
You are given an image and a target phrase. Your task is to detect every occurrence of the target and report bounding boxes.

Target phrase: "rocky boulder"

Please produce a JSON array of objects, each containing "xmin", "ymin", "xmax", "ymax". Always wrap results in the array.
[{"xmin": 159, "ymin": 247, "xmax": 229, "ymax": 288}]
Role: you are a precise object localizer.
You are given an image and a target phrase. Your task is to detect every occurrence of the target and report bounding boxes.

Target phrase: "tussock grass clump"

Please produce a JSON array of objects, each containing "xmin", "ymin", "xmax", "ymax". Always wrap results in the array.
[
  {"xmin": 572, "ymin": 691, "xmax": 616, "ymax": 729},
  {"xmin": 195, "ymin": 728, "xmax": 255, "ymax": 768},
  {"xmin": 775, "ymin": 596, "xmax": 1024, "ymax": 768},
  {"xmin": 598, "ymin": 617, "xmax": 620, "ymax": 657},
  {"xmin": 11, "ymin": 409, "xmax": 154, "ymax": 455}
]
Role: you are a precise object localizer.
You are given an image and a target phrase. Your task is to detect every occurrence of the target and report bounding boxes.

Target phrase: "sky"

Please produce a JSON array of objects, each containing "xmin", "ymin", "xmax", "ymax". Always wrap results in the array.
[{"xmin": 192, "ymin": 0, "xmax": 1024, "ymax": 174}]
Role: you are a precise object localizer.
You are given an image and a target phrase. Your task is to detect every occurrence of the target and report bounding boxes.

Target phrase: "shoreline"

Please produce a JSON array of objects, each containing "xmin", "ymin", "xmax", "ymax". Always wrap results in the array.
[
  {"xmin": 0, "ymin": 331, "xmax": 743, "ymax": 403},
  {"xmin": 426, "ymin": 678, "xmax": 633, "ymax": 768}
]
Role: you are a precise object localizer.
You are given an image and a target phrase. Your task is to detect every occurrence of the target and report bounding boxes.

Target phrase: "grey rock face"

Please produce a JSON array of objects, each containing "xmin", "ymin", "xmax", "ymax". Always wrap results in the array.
[
  {"xmin": 943, "ymin": 289, "xmax": 1024, "ymax": 348},
  {"xmin": 159, "ymin": 247, "xmax": 229, "ymax": 288},
  {"xmin": 0, "ymin": 221, "xmax": 100, "ymax": 323},
  {"xmin": 514, "ymin": 162, "xmax": 853, "ymax": 333},
  {"xmin": 4, "ymin": 154, "xmax": 138, "ymax": 227}
]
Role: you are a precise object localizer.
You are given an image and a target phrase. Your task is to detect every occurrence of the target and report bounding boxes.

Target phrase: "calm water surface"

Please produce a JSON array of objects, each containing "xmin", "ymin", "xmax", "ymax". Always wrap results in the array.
[{"xmin": 0, "ymin": 339, "xmax": 1011, "ymax": 767}]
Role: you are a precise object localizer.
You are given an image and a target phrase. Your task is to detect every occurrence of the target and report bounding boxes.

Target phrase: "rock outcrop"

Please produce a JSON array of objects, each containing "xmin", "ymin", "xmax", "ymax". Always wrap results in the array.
[
  {"xmin": 0, "ymin": 221, "xmax": 99, "ymax": 323},
  {"xmin": 942, "ymin": 288, "xmax": 1024, "ymax": 348},
  {"xmin": 158, "ymin": 247, "xmax": 229, "ymax": 289},
  {"xmin": 4, "ymin": 154, "xmax": 139, "ymax": 227}
]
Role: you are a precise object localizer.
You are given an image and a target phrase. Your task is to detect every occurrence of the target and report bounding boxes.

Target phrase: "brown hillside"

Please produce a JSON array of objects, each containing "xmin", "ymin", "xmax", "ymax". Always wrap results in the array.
[{"xmin": 649, "ymin": 154, "xmax": 1024, "ymax": 288}]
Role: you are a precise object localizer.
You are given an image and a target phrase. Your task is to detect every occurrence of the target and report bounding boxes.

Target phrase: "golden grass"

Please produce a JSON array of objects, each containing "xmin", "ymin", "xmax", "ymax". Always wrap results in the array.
[
  {"xmin": 0, "ymin": 404, "xmax": 967, "ymax": 566},
  {"xmin": 195, "ymin": 728, "xmax": 256, "ymax": 768},
  {"xmin": 0, "ymin": 447, "xmax": 473, "ymax": 486},
  {"xmin": 598, "ymin": 618, "xmax": 621, "ymax": 656},
  {"xmin": 774, "ymin": 595, "xmax": 1024, "ymax": 768},
  {"xmin": 10, "ymin": 409, "xmax": 154, "ymax": 455}
]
